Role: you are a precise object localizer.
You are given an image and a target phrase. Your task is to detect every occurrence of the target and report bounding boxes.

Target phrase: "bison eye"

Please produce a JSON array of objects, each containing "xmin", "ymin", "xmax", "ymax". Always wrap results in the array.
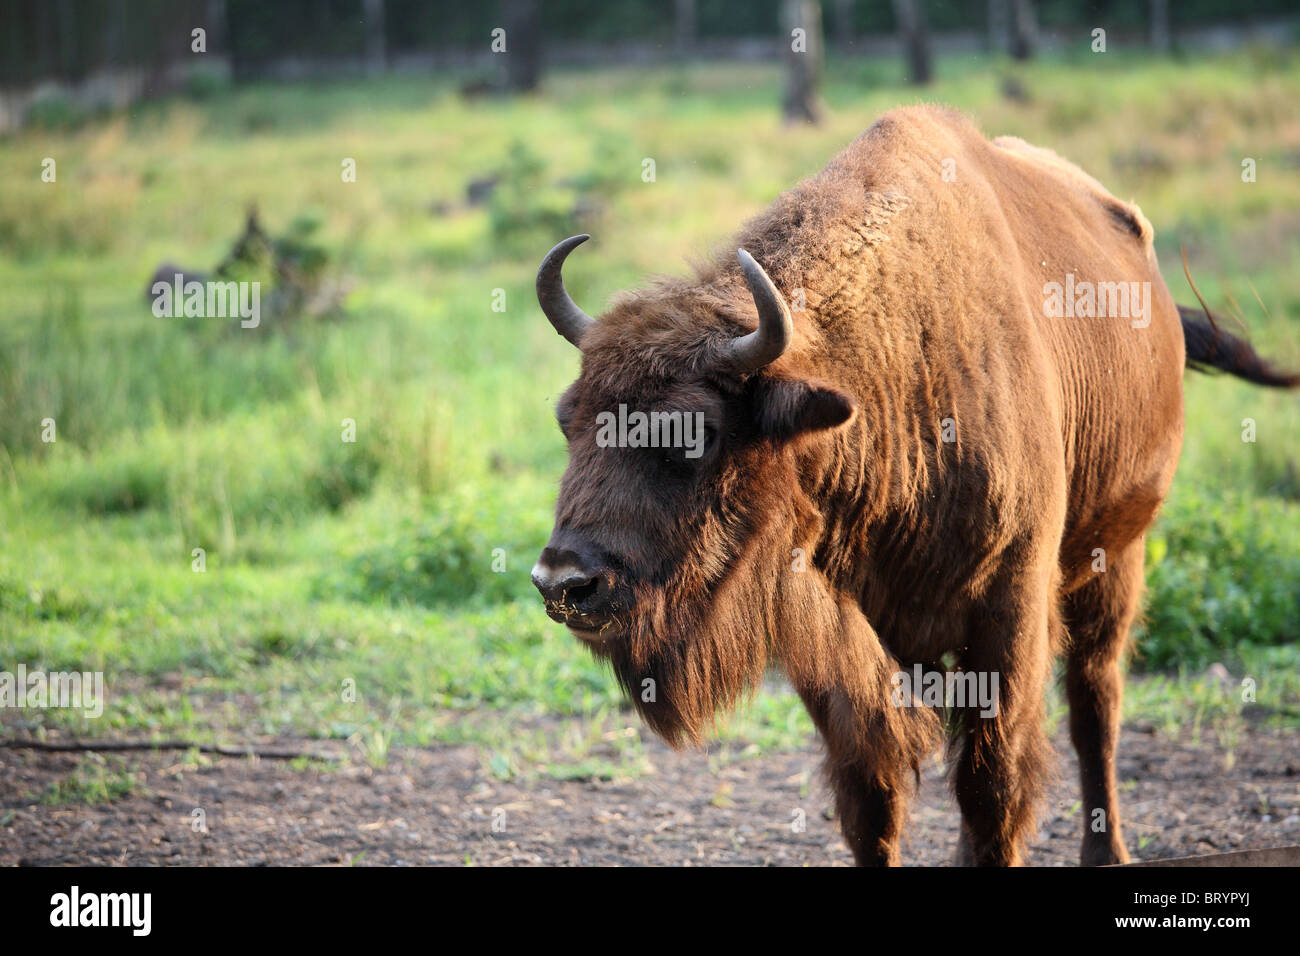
[{"xmin": 657, "ymin": 423, "xmax": 716, "ymax": 471}]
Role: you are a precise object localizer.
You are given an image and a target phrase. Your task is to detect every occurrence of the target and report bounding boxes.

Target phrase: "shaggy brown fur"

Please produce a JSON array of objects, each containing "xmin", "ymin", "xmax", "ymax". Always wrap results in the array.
[{"xmin": 534, "ymin": 105, "xmax": 1296, "ymax": 866}]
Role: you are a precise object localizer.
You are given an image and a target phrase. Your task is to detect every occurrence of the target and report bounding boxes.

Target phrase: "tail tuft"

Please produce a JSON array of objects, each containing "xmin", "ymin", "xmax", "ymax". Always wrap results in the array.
[{"xmin": 1178, "ymin": 305, "xmax": 1300, "ymax": 389}]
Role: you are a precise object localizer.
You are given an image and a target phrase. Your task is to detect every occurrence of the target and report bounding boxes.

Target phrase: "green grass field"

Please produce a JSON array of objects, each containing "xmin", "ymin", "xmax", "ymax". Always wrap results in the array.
[{"xmin": 2, "ymin": 49, "xmax": 1298, "ymax": 777}]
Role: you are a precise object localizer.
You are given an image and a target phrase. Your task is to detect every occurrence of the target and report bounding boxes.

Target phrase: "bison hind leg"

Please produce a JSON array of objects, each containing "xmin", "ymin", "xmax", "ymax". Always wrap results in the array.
[{"xmin": 1063, "ymin": 538, "xmax": 1146, "ymax": 866}]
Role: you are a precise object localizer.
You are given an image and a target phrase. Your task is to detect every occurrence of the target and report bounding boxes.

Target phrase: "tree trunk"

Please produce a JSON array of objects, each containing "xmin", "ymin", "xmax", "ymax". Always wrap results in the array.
[
  {"xmin": 1009, "ymin": 0, "xmax": 1036, "ymax": 61},
  {"xmin": 674, "ymin": 0, "xmax": 695, "ymax": 54},
  {"xmin": 834, "ymin": 0, "xmax": 855, "ymax": 51},
  {"xmin": 781, "ymin": 0, "xmax": 823, "ymax": 125},
  {"xmin": 504, "ymin": 0, "xmax": 541, "ymax": 93},
  {"xmin": 362, "ymin": 0, "xmax": 386, "ymax": 75},
  {"xmin": 987, "ymin": 0, "xmax": 1008, "ymax": 54},
  {"xmin": 1150, "ymin": 0, "xmax": 1170, "ymax": 53},
  {"xmin": 892, "ymin": 0, "xmax": 932, "ymax": 86},
  {"xmin": 205, "ymin": 0, "xmax": 228, "ymax": 57}
]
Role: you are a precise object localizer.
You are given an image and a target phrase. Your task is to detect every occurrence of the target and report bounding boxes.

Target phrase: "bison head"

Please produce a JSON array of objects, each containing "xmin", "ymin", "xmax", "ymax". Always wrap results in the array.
[{"xmin": 531, "ymin": 235, "xmax": 857, "ymax": 744}]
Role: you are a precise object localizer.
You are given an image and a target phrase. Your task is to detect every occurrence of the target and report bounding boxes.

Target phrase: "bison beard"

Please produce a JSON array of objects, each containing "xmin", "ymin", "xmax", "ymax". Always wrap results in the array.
[
  {"xmin": 531, "ymin": 105, "xmax": 1297, "ymax": 866},
  {"xmin": 602, "ymin": 471, "xmax": 939, "ymax": 760},
  {"xmin": 598, "ymin": 467, "xmax": 944, "ymax": 866}
]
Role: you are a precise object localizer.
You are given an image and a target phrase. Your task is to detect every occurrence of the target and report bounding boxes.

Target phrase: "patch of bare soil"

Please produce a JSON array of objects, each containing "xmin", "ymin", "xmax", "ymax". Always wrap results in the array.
[{"xmin": 2, "ymin": 725, "xmax": 1297, "ymax": 866}]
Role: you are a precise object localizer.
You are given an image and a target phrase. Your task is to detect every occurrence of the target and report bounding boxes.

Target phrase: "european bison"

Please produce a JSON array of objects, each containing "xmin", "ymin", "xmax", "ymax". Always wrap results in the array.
[{"xmin": 530, "ymin": 106, "xmax": 1297, "ymax": 866}]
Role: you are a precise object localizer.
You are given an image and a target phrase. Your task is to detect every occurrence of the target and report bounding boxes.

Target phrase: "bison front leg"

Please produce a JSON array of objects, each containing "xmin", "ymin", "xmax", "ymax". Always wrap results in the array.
[
  {"xmin": 952, "ymin": 573, "xmax": 1055, "ymax": 867},
  {"xmin": 799, "ymin": 688, "xmax": 916, "ymax": 865},
  {"xmin": 788, "ymin": 597, "xmax": 941, "ymax": 866}
]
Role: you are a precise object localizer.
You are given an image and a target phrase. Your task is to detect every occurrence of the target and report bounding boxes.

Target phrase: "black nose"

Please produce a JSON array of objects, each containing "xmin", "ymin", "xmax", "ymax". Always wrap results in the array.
[
  {"xmin": 531, "ymin": 568, "xmax": 599, "ymax": 606},
  {"xmin": 531, "ymin": 544, "xmax": 616, "ymax": 619}
]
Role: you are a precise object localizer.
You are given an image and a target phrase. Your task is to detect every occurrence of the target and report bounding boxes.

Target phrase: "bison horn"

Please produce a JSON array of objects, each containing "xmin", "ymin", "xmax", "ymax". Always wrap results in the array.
[
  {"xmin": 537, "ymin": 235, "xmax": 596, "ymax": 349},
  {"xmin": 723, "ymin": 248, "xmax": 793, "ymax": 373}
]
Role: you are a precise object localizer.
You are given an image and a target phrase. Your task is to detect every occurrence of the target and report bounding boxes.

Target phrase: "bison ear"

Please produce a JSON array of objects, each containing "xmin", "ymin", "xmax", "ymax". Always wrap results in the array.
[{"xmin": 755, "ymin": 377, "xmax": 856, "ymax": 440}]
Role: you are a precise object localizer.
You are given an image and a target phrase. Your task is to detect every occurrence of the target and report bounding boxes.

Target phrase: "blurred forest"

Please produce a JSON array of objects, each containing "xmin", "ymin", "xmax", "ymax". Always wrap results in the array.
[
  {"xmin": 3, "ymin": 0, "xmax": 1298, "ymax": 85},
  {"xmin": 0, "ymin": 0, "xmax": 1296, "ymax": 772}
]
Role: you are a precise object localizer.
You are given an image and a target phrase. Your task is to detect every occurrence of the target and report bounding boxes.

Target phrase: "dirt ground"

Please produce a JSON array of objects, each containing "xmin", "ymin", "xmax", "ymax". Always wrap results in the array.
[{"xmin": 2, "ymin": 723, "xmax": 1297, "ymax": 866}]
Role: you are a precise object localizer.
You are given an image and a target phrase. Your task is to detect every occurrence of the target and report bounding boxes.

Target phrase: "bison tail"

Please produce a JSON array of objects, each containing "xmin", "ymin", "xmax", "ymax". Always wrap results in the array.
[{"xmin": 1178, "ymin": 304, "xmax": 1300, "ymax": 389}]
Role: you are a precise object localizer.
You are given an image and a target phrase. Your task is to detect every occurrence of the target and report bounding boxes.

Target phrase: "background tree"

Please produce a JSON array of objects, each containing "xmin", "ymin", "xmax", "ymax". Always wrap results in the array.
[
  {"xmin": 674, "ymin": 0, "xmax": 696, "ymax": 54},
  {"xmin": 504, "ymin": 0, "xmax": 541, "ymax": 93},
  {"xmin": 204, "ymin": 0, "xmax": 229, "ymax": 58},
  {"xmin": 1009, "ymin": 0, "xmax": 1037, "ymax": 61},
  {"xmin": 834, "ymin": 0, "xmax": 855, "ymax": 51},
  {"xmin": 1150, "ymin": 0, "xmax": 1171, "ymax": 53},
  {"xmin": 892, "ymin": 0, "xmax": 932, "ymax": 85},
  {"xmin": 781, "ymin": 0, "xmax": 823, "ymax": 124},
  {"xmin": 988, "ymin": 0, "xmax": 1008, "ymax": 54},
  {"xmin": 362, "ymin": 0, "xmax": 386, "ymax": 75}
]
